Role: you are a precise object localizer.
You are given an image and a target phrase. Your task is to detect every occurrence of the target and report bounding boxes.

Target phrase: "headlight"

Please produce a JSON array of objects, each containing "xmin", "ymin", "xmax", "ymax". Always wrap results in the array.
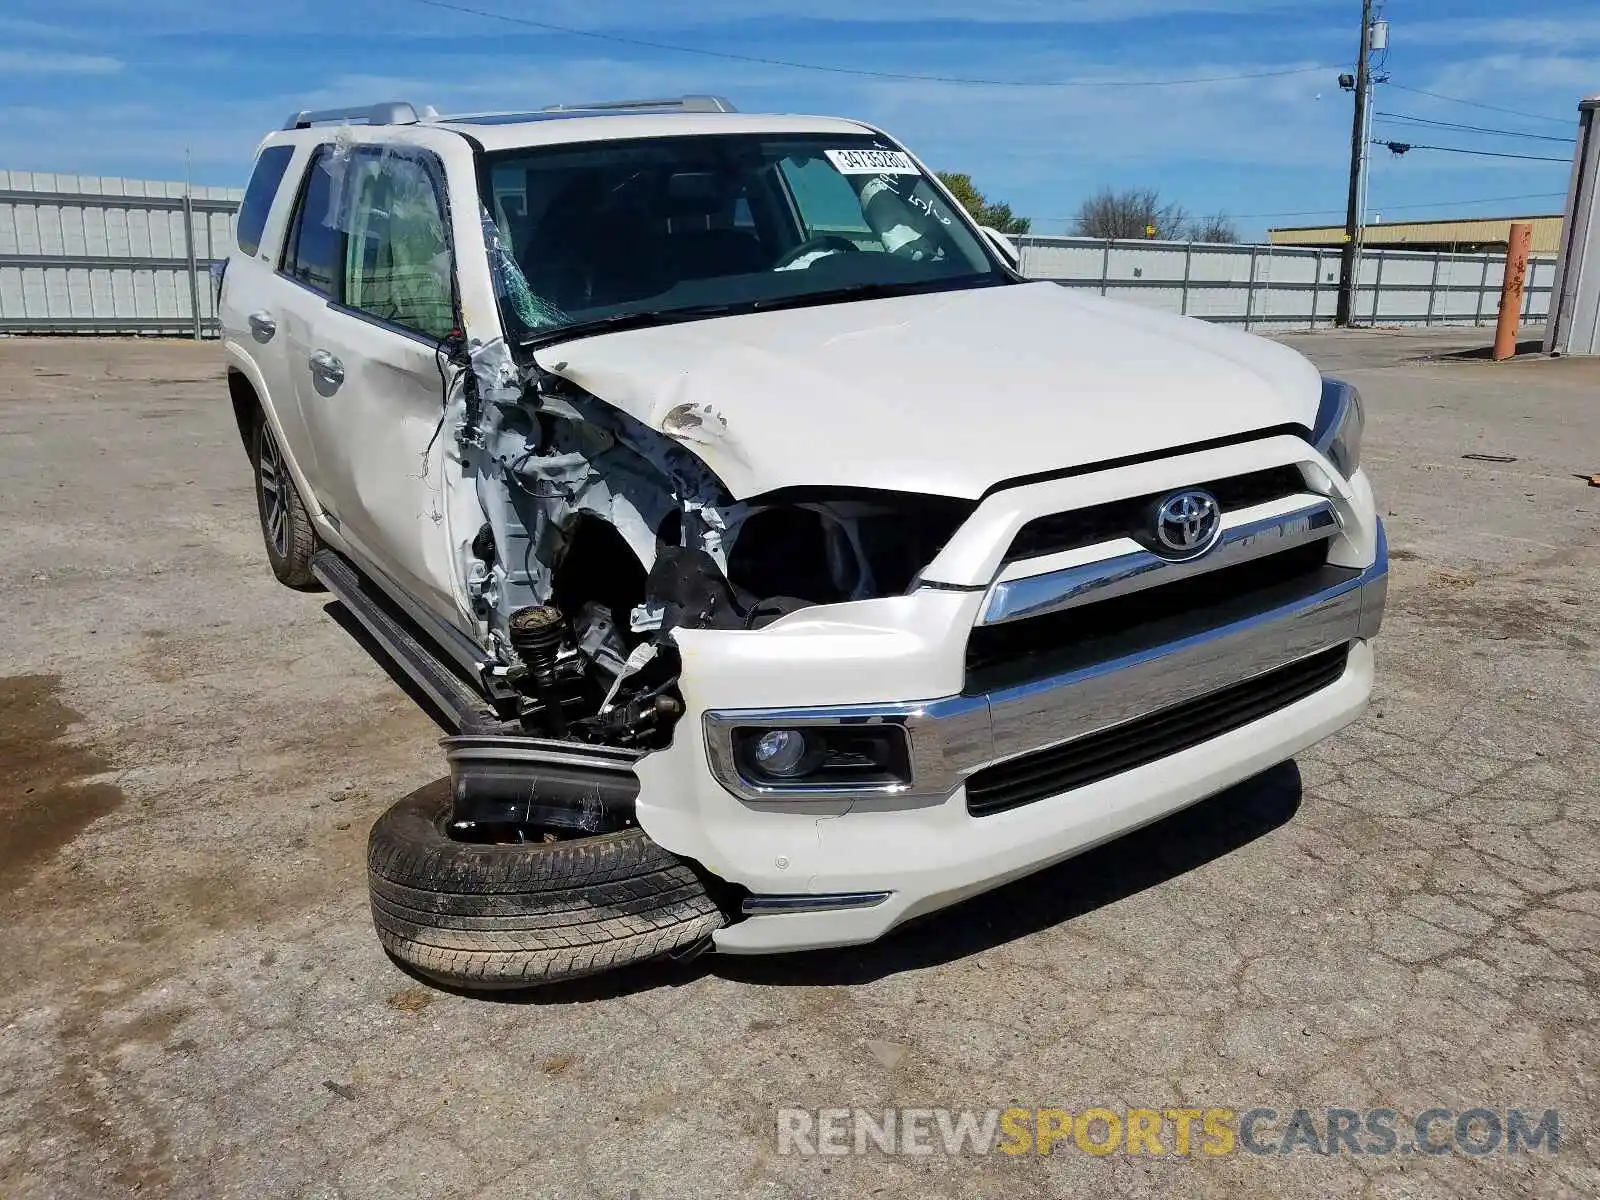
[{"xmin": 1313, "ymin": 378, "xmax": 1365, "ymax": 478}]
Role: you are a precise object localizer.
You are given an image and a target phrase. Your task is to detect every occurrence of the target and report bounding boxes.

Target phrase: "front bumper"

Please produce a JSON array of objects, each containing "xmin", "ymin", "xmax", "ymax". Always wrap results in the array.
[
  {"xmin": 632, "ymin": 445, "xmax": 1388, "ymax": 954},
  {"xmin": 723, "ymin": 642, "xmax": 1371, "ymax": 952}
]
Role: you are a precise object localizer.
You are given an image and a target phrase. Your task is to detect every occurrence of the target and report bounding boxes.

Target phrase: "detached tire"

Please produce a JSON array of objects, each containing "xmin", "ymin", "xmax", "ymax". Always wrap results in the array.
[{"xmin": 368, "ymin": 782, "xmax": 727, "ymax": 990}]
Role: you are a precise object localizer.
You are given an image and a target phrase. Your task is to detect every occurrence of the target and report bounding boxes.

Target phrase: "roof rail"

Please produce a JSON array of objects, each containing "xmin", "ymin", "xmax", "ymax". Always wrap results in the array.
[
  {"xmin": 283, "ymin": 101, "xmax": 436, "ymax": 131},
  {"xmin": 540, "ymin": 95, "xmax": 738, "ymax": 115}
]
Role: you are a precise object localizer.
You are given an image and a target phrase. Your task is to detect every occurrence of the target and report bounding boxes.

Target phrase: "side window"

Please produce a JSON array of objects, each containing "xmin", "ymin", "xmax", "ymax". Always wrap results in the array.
[
  {"xmin": 236, "ymin": 145, "xmax": 295, "ymax": 257},
  {"xmin": 282, "ymin": 147, "xmax": 342, "ymax": 297},
  {"xmin": 341, "ymin": 150, "xmax": 456, "ymax": 340}
]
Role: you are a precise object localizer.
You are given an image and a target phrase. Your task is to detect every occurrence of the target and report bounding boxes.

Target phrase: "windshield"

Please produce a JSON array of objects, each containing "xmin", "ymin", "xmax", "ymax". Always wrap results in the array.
[{"xmin": 478, "ymin": 133, "xmax": 1010, "ymax": 343}]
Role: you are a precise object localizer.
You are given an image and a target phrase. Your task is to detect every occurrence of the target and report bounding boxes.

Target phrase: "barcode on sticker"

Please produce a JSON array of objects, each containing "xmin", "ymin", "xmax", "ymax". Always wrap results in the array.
[{"xmin": 825, "ymin": 149, "xmax": 919, "ymax": 175}]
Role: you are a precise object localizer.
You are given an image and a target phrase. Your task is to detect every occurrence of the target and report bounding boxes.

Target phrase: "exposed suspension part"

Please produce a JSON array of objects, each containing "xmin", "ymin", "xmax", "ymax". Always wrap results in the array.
[{"xmin": 509, "ymin": 604, "xmax": 569, "ymax": 735}]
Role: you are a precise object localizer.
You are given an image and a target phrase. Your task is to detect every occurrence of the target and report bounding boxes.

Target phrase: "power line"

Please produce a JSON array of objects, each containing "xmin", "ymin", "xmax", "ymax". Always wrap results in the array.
[
  {"xmin": 1375, "ymin": 111, "xmax": 1575, "ymax": 144},
  {"xmin": 399, "ymin": 0, "xmax": 1338, "ymax": 88},
  {"xmin": 1385, "ymin": 83, "xmax": 1571, "ymax": 127},
  {"xmin": 1373, "ymin": 140, "xmax": 1571, "ymax": 164},
  {"xmin": 1230, "ymin": 191, "xmax": 1569, "ymax": 221}
]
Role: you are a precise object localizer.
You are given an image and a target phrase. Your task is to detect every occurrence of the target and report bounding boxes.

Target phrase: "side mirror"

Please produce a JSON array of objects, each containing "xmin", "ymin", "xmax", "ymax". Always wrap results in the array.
[{"xmin": 980, "ymin": 225, "xmax": 1021, "ymax": 269}]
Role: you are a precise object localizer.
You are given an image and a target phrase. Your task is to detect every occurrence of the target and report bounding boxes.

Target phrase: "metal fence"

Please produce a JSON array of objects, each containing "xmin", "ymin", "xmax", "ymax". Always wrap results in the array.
[
  {"xmin": 0, "ymin": 171, "xmax": 241, "ymax": 337},
  {"xmin": 1016, "ymin": 235, "xmax": 1557, "ymax": 331},
  {"xmin": 0, "ymin": 171, "xmax": 1558, "ymax": 337}
]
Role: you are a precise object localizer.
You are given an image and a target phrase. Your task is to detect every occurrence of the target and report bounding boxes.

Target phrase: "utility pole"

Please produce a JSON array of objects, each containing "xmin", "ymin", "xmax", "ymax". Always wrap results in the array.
[{"xmin": 1335, "ymin": 0, "xmax": 1374, "ymax": 326}]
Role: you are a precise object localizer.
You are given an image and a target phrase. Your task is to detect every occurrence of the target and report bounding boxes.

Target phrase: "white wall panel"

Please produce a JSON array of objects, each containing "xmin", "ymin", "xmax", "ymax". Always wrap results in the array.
[{"xmin": 0, "ymin": 171, "xmax": 242, "ymax": 334}]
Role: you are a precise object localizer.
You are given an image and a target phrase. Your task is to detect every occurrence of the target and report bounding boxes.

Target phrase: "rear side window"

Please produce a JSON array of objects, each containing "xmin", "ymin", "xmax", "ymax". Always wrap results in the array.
[
  {"xmin": 235, "ymin": 145, "xmax": 295, "ymax": 257},
  {"xmin": 281, "ymin": 147, "xmax": 341, "ymax": 297}
]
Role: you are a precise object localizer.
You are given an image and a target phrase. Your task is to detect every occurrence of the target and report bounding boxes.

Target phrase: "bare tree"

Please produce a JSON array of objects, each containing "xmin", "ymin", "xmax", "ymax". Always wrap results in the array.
[
  {"xmin": 1184, "ymin": 212, "xmax": 1240, "ymax": 243},
  {"xmin": 1073, "ymin": 188, "xmax": 1188, "ymax": 240}
]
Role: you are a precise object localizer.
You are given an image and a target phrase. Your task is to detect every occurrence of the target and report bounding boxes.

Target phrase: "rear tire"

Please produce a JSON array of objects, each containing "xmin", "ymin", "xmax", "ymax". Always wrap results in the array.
[
  {"xmin": 253, "ymin": 416, "xmax": 319, "ymax": 589},
  {"xmin": 367, "ymin": 781, "xmax": 728, "ymax": 990}
]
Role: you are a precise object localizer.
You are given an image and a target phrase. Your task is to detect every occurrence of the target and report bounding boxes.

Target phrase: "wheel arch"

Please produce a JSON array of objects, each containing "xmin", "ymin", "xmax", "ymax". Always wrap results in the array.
[
  {"xmin": 227, "ymin": 367, "xmax": 261, "ymax": 458},
  {"xmin": 222, "ymin": 348, "xmax": 333, "ymax": 548},
  {"xmin": 550, "ymin": 512, "xmax": 653, "ymax": 622}
]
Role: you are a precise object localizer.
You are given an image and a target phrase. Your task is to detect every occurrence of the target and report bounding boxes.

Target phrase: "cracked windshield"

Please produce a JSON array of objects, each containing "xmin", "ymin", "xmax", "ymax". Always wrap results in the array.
[{"xmin": 478, "ymin": 133, "xmax": 1009, "ymax": 339}]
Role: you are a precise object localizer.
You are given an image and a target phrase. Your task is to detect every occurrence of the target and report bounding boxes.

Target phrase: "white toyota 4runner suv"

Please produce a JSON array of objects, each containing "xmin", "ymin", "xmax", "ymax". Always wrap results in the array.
[{"xmin": 218, "ymin": 95, "xmax": 1385, "ymax": 989}]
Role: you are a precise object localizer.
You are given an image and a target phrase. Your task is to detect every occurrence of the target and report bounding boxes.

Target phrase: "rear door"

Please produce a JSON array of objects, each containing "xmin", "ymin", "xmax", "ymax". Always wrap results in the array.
[
  {"xmin": 277, "ymin": 141, "xmax": 466, "ymax": 624},
  {"xmin": 219, "ymin": 142, "xmax": 305, "ymax": 456}
]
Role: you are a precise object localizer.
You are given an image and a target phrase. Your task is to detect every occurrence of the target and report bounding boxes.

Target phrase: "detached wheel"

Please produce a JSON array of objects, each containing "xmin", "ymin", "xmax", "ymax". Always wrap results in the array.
[
  {"xmin": 367, "ymin": 782, "xmax": 728, "ymax": 990},
  {"xmin": 253, "ymin": 415, "xmax": 318, "ymax": 589}
]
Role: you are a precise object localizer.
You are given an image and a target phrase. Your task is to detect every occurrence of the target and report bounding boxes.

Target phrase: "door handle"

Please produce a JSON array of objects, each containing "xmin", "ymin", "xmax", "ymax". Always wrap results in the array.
[
  {"xmin": 308, "ymin": 350, "xmax": 345, "ymax": 392},
  {"xmin": 247, "ymin": 310, "xmax": 277, "ymax": 342}
]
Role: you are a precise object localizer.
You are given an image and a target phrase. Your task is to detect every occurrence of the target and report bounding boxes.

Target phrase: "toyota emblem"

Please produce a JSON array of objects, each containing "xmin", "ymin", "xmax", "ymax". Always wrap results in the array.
[{"xmin": 1154, "ymin": 489, "xmax": 1223, "ymax": 559}]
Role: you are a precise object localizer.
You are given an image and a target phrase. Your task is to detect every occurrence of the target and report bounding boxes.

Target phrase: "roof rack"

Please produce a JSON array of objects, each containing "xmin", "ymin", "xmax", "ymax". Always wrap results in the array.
[
  {"xmin": 282, "ymin": 101, "xmax": 439, "ymax": 131},
  {"xmin": 540, "ymin": 95, "xmax": 738, "ymax": 115}
]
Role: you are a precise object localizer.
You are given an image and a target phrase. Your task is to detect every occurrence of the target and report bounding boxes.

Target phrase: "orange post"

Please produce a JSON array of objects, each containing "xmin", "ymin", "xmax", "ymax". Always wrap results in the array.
[{"xmin": 1492, "ymin": 222, "xmax": 1534, "ymax": 361}]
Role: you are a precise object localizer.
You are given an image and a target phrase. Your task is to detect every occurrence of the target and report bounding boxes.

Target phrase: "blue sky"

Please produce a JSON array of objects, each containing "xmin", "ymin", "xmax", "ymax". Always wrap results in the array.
[{"xmin": 0, "ymin": 0, "xmax": 1592, "ymax": 237}]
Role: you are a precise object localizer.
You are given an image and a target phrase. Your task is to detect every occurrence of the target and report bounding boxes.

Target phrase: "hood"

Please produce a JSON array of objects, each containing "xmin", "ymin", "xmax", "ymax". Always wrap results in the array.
[{"xmin": 548, "ymin": 281, "xmax": 1322, "ymax": 501}]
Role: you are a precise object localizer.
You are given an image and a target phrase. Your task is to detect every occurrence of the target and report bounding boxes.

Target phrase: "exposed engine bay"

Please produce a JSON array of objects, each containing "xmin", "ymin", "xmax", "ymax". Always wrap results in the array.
[{"xmin": 448, "ymin": 336, "xmax": 973, "ymax": 753}]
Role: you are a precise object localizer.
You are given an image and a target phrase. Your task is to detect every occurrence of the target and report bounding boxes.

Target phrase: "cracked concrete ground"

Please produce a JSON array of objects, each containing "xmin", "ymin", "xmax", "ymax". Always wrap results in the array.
[{"xmin": 0, "ymin": 328, "xmax": 1595, "ymax": 1199}]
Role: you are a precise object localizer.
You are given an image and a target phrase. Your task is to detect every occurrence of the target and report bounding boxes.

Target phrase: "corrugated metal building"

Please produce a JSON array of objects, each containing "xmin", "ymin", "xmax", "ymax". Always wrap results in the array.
[
  {"xmin": 1, "ymin": 170, "xmax": 241, "ymax": 335},
  {"xmin": 1269, "ymin": 214, "xmax": 1565, "ymax": 254}
]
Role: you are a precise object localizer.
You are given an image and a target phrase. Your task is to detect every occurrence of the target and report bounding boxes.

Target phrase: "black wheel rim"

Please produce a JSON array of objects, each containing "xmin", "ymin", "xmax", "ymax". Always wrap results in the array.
[{"xmin": 257, "ymin": 424, "xmax": 289, "ymax": 557}]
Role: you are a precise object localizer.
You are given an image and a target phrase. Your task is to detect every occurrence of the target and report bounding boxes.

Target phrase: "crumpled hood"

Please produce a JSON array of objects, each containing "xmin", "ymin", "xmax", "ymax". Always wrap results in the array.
[{"xmin": 549, "ymin": 281, "xmax": 1322, "ymax": 500}]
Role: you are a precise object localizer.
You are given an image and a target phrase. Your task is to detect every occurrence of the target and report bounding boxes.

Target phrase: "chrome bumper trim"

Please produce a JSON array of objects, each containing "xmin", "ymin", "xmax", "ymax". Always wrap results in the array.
[
  {"xmin": 981, "ymin": 499, "xmax": 1339, "ymax": 626},
  {"xmin": 703, "ymin": 524, "xmax": 1387, "ymax": 806},
  {"xmin": 741, "ymin": 892, "xmax": 893, "ymax": 915}
]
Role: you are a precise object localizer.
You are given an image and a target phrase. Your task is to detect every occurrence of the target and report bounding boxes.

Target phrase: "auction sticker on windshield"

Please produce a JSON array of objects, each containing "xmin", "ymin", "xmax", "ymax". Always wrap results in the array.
[{"xmin": 826, "ymin": 149, "xmax": 920, "ymax": 175}]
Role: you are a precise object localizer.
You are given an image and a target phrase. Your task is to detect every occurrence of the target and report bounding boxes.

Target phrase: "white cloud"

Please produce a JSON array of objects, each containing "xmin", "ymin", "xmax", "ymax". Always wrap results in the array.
[
  {"xmin": 0, "ymin": 45, "xmax": 1357, "ymax": 212},
  {"xmin": 0, "ymin": 16, "xmax": 92, "ymax": 39},
  {"xmin": 1415, "ymin": 54, "xmax": 1597, "ymax": 112},
  {"xmin": 1400, "ymin": 15, "xmax": 1600, "ymax": 50},
  {"xmin": 0, "ymin": 50, "xmax": 121, "ymax": 74},
  {"xmin": 0, "ymin": 57, "xmax": 761, "ymax": 179}
]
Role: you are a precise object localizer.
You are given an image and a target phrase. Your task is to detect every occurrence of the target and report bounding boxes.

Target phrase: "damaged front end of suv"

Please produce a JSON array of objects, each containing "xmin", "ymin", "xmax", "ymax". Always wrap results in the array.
[{"xmin": 442, "ymin": 323, "xmax": 974, "ymax": 839}]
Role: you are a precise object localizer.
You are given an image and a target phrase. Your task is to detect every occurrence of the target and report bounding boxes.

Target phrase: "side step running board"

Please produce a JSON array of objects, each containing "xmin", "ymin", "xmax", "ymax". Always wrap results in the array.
[
  {"xmin": 313, "ymin": 549, "xmax": 644, "ymax": 832},
  {"xmin": 312, "ymin": 549, "xmax": 507, "ymax": 734}
]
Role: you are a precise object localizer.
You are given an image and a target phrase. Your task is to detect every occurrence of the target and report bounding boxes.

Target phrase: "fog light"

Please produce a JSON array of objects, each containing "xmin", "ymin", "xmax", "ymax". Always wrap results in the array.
[
  {"xmin": 753, "ymin": 728, "xmax": 810, "ymax": 777},
  {"xmin": 726, "ymin": 723, "xmax": 914, "ymax": 793}
]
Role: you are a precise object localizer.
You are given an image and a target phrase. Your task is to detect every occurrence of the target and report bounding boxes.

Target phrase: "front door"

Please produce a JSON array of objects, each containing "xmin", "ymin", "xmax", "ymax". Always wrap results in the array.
[{"xmin": 279, "ymin": 143, "xmax": 467, "ymax": 628}]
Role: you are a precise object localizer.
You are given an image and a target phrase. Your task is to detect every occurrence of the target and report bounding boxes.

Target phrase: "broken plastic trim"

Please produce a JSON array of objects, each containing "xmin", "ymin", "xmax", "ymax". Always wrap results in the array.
[{"xmin": 444, "ymin": 735, "xmax": 642, "ymax": 834}]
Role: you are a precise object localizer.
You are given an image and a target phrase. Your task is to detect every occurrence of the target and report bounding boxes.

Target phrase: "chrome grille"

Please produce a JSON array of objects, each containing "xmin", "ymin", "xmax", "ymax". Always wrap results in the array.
[
  {"xmin": 966, "ymin": 542, "xmax": 1345, "ymax": 694},
  {"xmin": 966, "ymin": 643, "xmax": 1351, "ymax": 816},
  {"xmin": 1005, "ymin": 465, "xmax": 1306, "ymax": 563}
]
